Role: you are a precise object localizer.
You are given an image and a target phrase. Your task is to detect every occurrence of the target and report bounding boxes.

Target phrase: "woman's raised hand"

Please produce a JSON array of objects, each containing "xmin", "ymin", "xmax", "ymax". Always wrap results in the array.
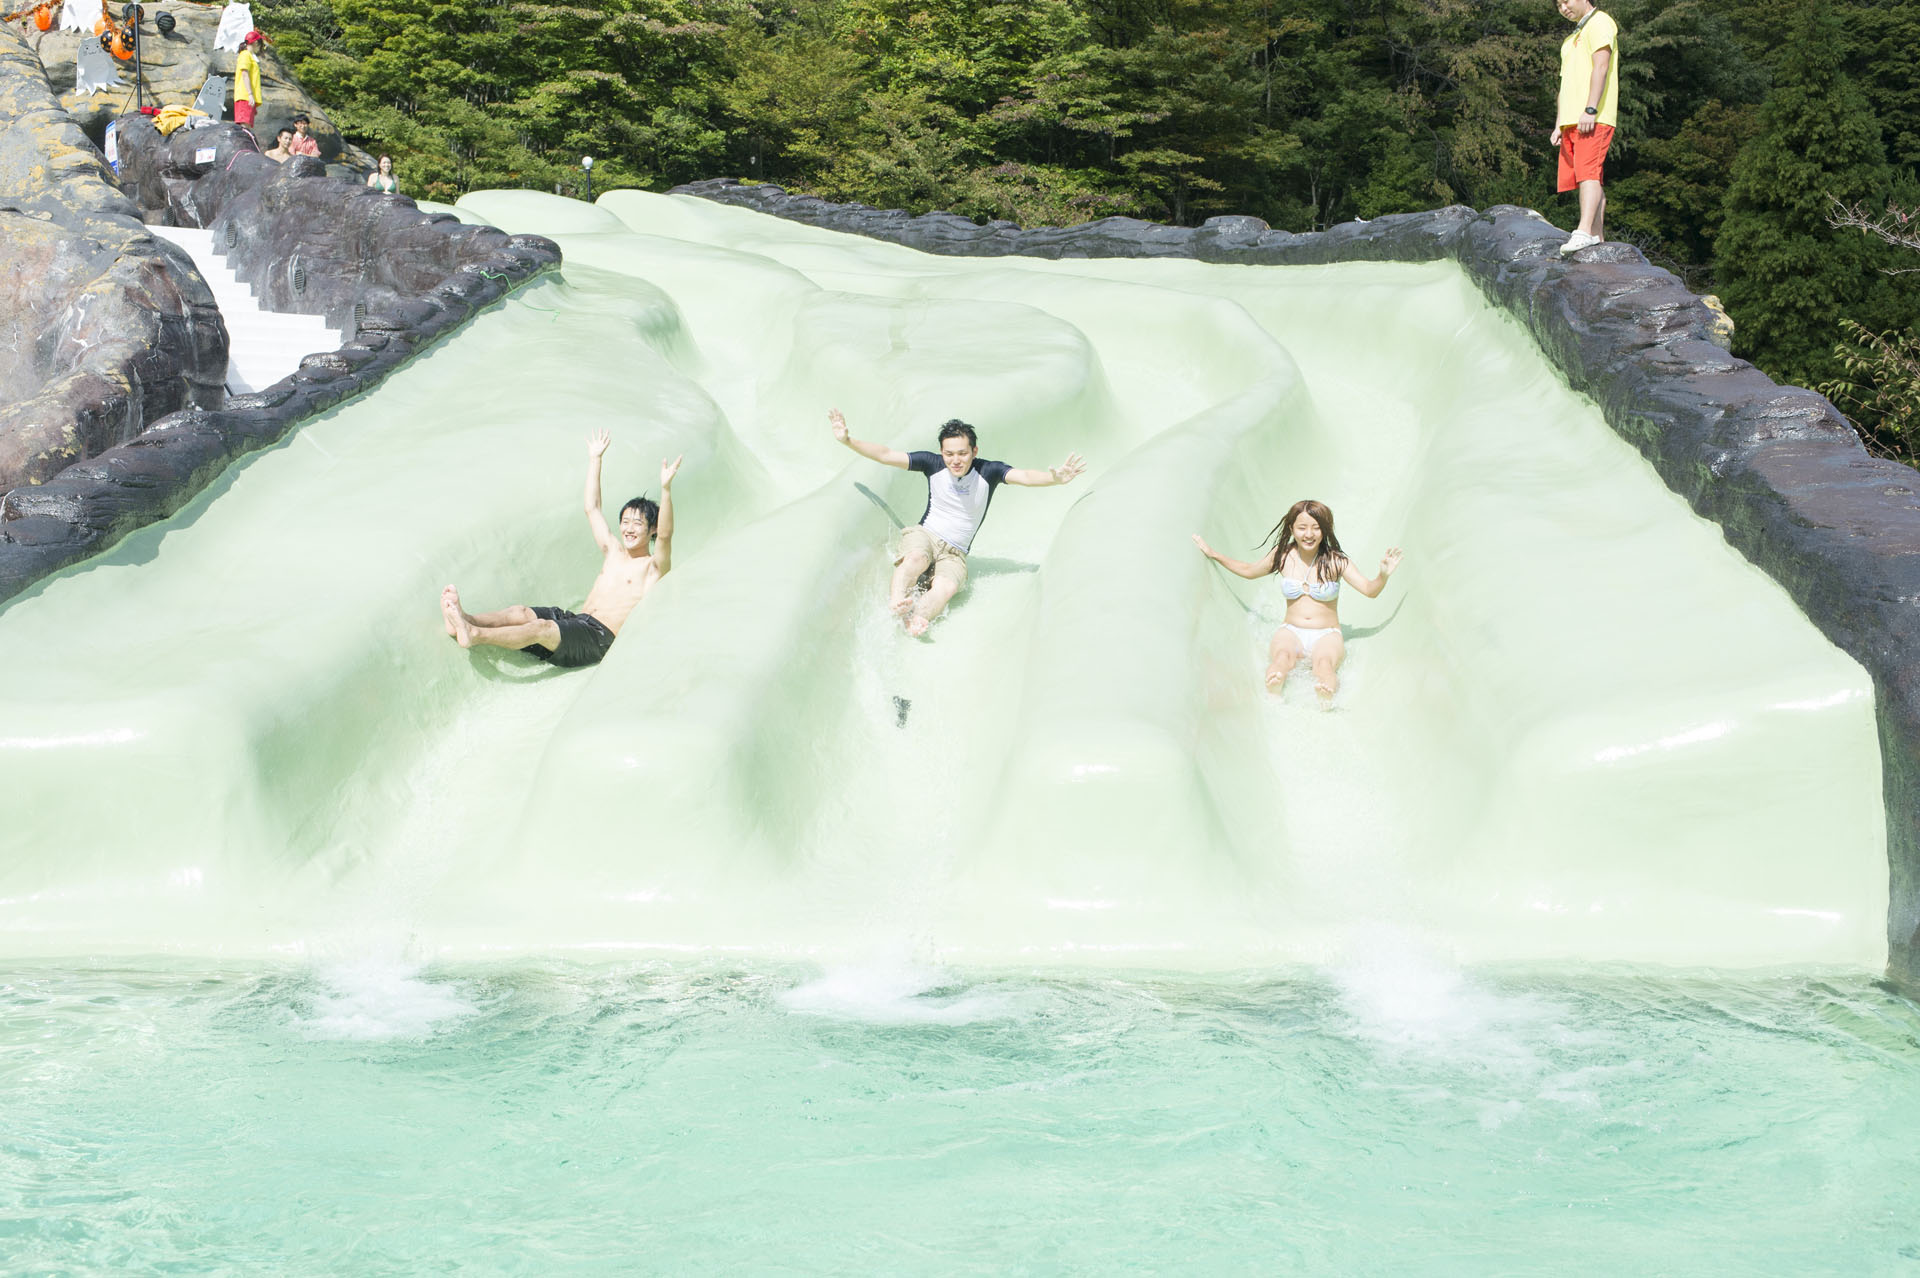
[
  {"xmin": 828, "ymin": 409, "xmax": 849, "ymax": 443},
  {"xmin": 1380, "ymin": 547, "xmax": 1403, "ymax": 575},
  {"xmin": 1192, "ymin": 533, "xmax": 1215, "ymax": 559}
]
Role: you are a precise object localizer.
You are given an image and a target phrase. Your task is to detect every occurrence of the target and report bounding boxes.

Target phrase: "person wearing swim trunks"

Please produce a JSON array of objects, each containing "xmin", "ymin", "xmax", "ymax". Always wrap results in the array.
[
  {"xmin": 1193, "ymin": 500, "xmax": 1401, "ymax": 705},
  {"xmin": 440, "ymin": 431, "xmax": 682, "ymax": 668},
  {"xmin": 1550, "ymin": 0, "xmax": 1620, "ymax": 256},
  {"xmin": 829, "ymin": 409, "xmax": 1085, "ymax": 637}
]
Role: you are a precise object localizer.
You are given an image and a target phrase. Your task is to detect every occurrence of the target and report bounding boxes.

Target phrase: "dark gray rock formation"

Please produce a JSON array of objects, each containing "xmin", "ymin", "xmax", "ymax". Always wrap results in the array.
[
  {"xmin": 0, "ymin": 106, "xmax": 561, "ymax": 604},
  {"xmin": 675, "ymin": 177, "xmax": 1920, "ymax": 988},
  {"xmin": 117, "ymin": 118, "xmax": 548, "ymax": 333},
  {"xmin": 0, "ymin": 23, "xmax": 225, "ymax": 492}
]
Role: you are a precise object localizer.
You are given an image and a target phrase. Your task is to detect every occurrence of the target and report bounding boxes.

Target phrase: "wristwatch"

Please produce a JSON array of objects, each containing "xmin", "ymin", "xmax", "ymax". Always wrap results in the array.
[{"xmin": 1584, "ymin": 107, "xmax": 1598, "ymax": 115}]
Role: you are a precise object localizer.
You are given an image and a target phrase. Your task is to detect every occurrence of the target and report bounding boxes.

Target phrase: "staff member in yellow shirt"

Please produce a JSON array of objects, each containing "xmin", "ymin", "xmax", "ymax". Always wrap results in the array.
[
  {"xmin": 1549, "ymin": 0, "xmax": 1619, "ymax": 256},
  {"xmin": 233, "ymin": 30, "xmax": 264, "ymax": 131}
]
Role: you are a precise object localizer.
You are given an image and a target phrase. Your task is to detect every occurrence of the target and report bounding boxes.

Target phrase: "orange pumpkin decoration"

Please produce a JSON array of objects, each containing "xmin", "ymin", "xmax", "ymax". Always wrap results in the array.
[{"xmin": 32, "ymin": 4, "xmax": 52, "ymax": 31}]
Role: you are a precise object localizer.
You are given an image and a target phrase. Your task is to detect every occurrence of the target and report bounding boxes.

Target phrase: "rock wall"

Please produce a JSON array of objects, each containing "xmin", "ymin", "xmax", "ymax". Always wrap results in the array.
[
  {"xmin": 0, "ymin": 114, "xmax": 561, "ymax": 602},
  {"xmin": 672, "ymin": 178, "xmax": 1920, "ymax": 986},
  {"xmin": 0, "ymin": 23, "xmax": 225, "ymax": 492},
  {"xmin": 28, "ymin": 0, "xmax": 345, "ymax": 162}
]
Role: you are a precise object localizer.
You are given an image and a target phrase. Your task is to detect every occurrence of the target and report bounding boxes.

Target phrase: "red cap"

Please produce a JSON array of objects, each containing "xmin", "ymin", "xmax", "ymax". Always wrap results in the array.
[{"xmin": 243, "ymin": 29, "xmax": 264, "ymax": 43}]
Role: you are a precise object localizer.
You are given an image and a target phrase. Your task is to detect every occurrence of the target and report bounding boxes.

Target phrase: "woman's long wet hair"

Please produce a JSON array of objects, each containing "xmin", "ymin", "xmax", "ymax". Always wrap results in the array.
[{"xmin": 1264, "ymin": 499, "xmax": 1346, "ymax": 582}]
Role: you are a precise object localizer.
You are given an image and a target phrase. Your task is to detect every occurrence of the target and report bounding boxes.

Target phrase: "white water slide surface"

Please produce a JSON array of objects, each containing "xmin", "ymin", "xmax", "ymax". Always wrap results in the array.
[{"xmin": 0, "ymin": 191, "xmax": 1886, "ymax": 969}]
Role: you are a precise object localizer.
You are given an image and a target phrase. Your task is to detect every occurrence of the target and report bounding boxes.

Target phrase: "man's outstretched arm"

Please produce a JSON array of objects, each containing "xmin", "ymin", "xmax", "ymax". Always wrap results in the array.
[
  {"xmin": 829, "ymin": 409, "xmax": 910, "ymax": 468},
  {"xmin": 1003, "ymin": 452, "xmax": 1087, "ymax": 487},
  {"xmin": 654, "ymin": 454, "xmax": 682, "ymax": 573},
  {"xmin": 585, "ymin": 429, "xmax": 614, "ymax": 551}
]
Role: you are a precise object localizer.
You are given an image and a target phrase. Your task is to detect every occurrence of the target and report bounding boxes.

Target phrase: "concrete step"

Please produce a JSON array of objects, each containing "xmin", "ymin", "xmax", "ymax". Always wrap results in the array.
[{"xmin": 149, "ymin": 223, "xmax": 339, "ymax": 396}]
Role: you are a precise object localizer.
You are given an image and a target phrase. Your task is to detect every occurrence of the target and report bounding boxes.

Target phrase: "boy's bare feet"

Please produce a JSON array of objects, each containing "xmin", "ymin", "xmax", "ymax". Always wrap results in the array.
[
  {"xmin": 906, "ymin": 615, "xmax": 930, "ymax": 638},
  {"xmin": 443, "ymin": 587, "xmax": 474, "ymax": 648}
]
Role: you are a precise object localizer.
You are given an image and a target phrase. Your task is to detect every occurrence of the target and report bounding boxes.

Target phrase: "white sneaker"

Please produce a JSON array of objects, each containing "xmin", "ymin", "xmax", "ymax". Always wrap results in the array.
[{"xmin": 1559, "ymin": 231, "xmax": 1602, "ymax": 255}]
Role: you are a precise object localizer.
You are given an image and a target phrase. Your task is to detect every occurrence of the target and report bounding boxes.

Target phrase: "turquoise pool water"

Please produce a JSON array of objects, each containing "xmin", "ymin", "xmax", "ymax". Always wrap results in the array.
[{"xmin": 6, "ymin": 956, "xmax": 1919, "ymax": 1272}]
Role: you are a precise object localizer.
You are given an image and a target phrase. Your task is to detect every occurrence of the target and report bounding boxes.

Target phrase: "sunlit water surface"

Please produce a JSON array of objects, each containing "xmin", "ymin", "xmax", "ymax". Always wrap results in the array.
[{"xmin": 5, "ymin": 957, "xmax": 1919, "ymax": 1273}]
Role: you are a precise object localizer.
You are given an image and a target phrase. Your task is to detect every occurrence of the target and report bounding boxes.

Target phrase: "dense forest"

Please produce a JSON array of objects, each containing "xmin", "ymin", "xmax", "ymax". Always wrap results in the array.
[{"xmin": 256, "ymin": 0, "xmax": 1919, "ymax": 458}]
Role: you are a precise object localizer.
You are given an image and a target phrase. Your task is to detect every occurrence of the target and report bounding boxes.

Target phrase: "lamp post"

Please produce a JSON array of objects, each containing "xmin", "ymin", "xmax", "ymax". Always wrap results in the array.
[
  {"xmin": 581, "ymin": 155, "xmax": 593, "ymax": 203},
  {"xmin": 125, "ymin": 3, "xmax": 144, "ymax": 112}
]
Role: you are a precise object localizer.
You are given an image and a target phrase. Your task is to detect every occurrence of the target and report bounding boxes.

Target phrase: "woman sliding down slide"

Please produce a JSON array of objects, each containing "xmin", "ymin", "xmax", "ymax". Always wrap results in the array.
[{"xmin": 1193, "ymin": 500, "xmax": 1401, "ymax": 704}]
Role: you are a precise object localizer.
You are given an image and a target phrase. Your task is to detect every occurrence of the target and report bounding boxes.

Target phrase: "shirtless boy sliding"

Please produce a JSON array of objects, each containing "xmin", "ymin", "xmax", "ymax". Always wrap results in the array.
[{"xmin": 441, "ymin": 430, "xmax": 681, "ymax": 667}]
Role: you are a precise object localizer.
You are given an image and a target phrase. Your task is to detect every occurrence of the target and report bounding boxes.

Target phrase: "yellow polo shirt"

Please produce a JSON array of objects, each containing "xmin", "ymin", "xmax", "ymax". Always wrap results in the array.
[
  {"xmin": 234, "ymin": 47, "xmax": 262, "ymax": 105},
  {"xmin": 1558, "ymin": 10, "xmax": 1619, "ymax": 127}
]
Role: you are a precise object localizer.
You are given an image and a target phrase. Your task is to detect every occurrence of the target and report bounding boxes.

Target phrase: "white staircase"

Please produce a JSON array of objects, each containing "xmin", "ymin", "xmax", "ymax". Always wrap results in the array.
[{"xmin": 149, "ymin": 224, "xmax": 340, "ymax": 396}]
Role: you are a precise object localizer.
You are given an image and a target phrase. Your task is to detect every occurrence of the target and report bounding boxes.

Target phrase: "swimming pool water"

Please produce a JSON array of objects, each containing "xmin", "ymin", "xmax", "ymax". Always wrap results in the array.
[{"xmin": 6, "ymin": 955, "xmax": 1918, "ymax": 1272}]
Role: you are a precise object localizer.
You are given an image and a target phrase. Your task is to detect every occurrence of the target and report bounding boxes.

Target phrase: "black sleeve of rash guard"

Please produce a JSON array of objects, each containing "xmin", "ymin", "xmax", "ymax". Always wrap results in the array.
[
  {"xmin": 907, "ymin": 451, "xmax": 941, "ymax": 475},
  {"xmin": 978, "ymin": 459, "xmax": 1013, "ymax": 486}
]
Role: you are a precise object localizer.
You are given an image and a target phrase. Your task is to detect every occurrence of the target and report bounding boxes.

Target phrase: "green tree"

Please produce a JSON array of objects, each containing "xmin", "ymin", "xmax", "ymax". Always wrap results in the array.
[
  {"xmin": 1713, "ymin": 0, "xmax": 1895, "ymax": 390},
  {"xmin": 1607, "ymin": 99, "xmax": 1760, "ymax": 287},
  {"xmin": 719, "ymin": 5, "xmax": 870, "ymax": 184},
  {"xmin": 1845, "ymin": 1, "xmax": 1920, "ymax": 174}
]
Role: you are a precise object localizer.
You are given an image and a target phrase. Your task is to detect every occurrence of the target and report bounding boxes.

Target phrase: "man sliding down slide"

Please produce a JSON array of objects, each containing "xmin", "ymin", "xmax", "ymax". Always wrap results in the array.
[
  {"xmin": 831, "ymin": 409, "xmax": 1085, "ymax": 636},
  {"xmin": 441, "ymin": 431, "xmax": 681, "ymax": 667}
]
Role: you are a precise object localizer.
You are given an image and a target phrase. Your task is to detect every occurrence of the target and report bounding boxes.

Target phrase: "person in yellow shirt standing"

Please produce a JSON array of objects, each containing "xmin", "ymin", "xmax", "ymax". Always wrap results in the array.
[
  {"xmin": 233, "ymin": 30, "xmax": 264, "ymax": 131},
  {"xmin": 1550, "ymin": 0, "xmax": 1619, "ymax": 256}
]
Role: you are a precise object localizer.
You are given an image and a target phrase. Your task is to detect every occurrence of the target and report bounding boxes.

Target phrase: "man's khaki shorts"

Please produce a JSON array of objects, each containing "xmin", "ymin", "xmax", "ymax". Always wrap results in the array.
[{"xmin": 896, "ymin": 525, "xmax": 968, "ymax": 593}]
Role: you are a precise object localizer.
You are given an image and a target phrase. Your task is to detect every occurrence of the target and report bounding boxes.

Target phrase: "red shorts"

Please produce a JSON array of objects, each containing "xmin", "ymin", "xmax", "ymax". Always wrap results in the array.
[
  {"xmin": 234, "ymin": 99, "xmax": 255, "ymax": 126},
  {"xmin": 1558, "ymin": 123, "xmax": 1612, "ymax": 191}
]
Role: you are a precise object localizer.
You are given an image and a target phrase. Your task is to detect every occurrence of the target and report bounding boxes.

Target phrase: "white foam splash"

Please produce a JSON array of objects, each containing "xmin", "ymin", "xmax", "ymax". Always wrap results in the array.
[
  {"xmin": 292, "ymin": 960, "xmax": 477, "ymax": 1041},
  {"xmin": 1326, "ymin": 926, "xmax": 1554, "ymax": 1068},
  {"xmin": 780, "ymin": 960, "xmax": 1011, "ymax": 1025}
]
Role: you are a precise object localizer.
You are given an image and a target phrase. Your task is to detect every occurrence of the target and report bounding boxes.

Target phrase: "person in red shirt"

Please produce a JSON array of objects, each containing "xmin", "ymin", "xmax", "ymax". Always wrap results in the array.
[{"xmin": 287, "ymin": 113, "xmax": 321, "ymax": 159}]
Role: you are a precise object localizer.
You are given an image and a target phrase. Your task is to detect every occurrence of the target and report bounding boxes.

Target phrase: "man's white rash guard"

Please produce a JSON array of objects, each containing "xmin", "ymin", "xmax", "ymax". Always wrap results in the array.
[{"xmin": 908, "ymin": 452, "xmax": 1012, "ymax": 553}]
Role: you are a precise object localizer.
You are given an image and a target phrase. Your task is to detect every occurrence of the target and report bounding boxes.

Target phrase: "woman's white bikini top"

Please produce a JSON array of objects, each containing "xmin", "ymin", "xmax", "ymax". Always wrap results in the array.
[
  {"xmin": 1279, "ymin": 575, "xmax": 1339, "ymax": 602},
  {"xmin": 1279, "ymin": 556, "xmax": 1341, "ymax": 602}
]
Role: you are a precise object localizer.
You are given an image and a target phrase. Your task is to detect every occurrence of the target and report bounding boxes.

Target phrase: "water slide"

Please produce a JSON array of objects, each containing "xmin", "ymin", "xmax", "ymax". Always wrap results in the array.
[{"xmin": 0, "ymin": 190, "xmax": 1886, "ymax": 969}]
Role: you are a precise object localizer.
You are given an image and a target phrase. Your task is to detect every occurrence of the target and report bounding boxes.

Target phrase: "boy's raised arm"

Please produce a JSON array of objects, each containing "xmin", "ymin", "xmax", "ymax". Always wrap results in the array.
[
  {"xmin": 585, "ymin": 429, "xmax": 613, "ymax": 551},
  {"xmin": 654, "ymin": 454, "xmax": 681, "ymax": 573}
]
